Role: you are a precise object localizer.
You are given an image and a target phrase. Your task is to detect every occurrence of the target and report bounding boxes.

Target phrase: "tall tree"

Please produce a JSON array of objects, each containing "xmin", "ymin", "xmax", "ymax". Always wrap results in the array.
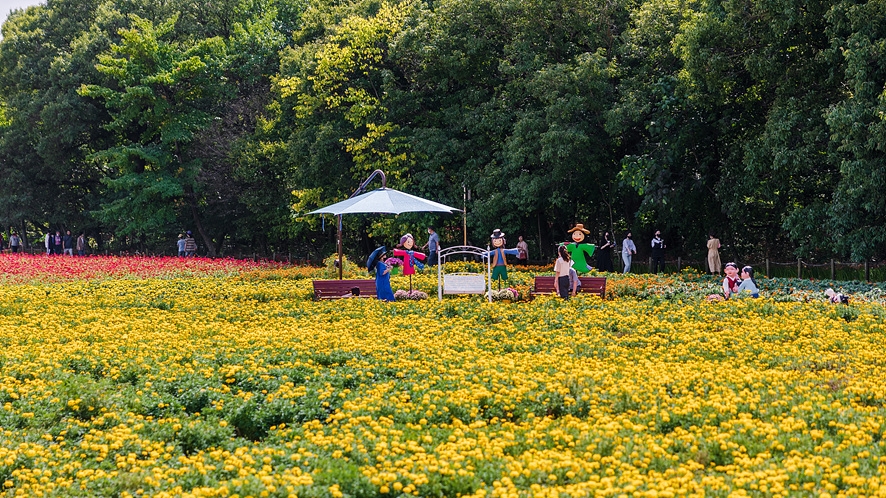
[
  {"xmin": 80, "ymin": 14, "xmax": 231, "ymax": 254},
  {"xmin": 0, "ymin": 0, "xmax": 116, "ymax": 239},
  {"xmin": 823, "ymin": 0, "xmax": 886, "ymax": 261}
]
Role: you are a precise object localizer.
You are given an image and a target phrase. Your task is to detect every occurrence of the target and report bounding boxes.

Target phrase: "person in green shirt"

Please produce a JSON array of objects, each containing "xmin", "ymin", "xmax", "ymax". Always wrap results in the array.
[{"xmin": 565, "ymin": 224, "xmax": 596, "ymax": 274}]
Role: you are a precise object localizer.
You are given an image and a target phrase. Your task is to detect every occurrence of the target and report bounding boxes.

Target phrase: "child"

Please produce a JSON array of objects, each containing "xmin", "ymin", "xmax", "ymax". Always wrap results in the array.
[
  {"xmin": 733, "ymin": 266, "xmax": 760, "ymax": 298},
  {"xmin": 825, "ymin": 288, "xmax": 849, "ymax": 304},
  {"xmin": 722, "ymin": 262, "xmax": 740, "ymax": 299}
]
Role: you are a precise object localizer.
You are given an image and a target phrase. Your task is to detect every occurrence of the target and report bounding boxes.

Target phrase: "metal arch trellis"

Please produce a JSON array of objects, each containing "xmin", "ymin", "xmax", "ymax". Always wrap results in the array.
[{"xmin": 437, "ymin": 245, "xmax": 492, "ymax": 302}]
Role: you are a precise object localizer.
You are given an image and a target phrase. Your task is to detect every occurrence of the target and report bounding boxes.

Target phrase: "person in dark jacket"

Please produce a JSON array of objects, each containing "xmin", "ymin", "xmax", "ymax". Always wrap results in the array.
[{"xmin": 651, "ymin": 230, "xmax": 665, "ymax": 273}]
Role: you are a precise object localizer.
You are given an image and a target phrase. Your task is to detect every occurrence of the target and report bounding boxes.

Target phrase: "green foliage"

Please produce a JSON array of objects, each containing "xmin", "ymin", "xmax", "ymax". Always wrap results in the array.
[
  {"xmin": 323, "ymin": 253, "xmax": 360, "ymax": 278},
  {"xmin": 2, "ymin": 0, "xmax": 886, "ymax": 263}
]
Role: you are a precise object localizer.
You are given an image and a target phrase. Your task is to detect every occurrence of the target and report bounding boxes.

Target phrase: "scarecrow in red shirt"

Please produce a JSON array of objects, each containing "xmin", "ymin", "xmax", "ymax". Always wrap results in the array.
[{"xmin": 393, "ymin": 233, "xmax": 426, "ymax": 292}]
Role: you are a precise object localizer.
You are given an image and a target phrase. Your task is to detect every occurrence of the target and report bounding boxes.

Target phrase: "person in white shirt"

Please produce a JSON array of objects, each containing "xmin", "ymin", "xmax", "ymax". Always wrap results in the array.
[
  {"xmin": 553, "ymin": 245, "xmax": 572, "ymax": 299},
  {"xmin": 621, "ymin": 232, "xmax": 637, "ymax": 273}
]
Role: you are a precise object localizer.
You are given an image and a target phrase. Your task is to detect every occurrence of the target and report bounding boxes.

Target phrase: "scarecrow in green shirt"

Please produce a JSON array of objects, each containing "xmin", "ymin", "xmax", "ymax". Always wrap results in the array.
[{"xmin": 565, "ymin": 224, "xmax": 596, "ymax": 274}]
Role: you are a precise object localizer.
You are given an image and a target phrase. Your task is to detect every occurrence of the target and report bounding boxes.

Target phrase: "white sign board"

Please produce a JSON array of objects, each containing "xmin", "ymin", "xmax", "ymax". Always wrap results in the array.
[{"xmin": 444, "ymin": 274, "xmax": 486, "ymax": 294}]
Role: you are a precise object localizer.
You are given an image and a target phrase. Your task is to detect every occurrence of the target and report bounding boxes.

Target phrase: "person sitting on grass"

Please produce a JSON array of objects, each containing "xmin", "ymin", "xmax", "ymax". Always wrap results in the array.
[{"xmin": 733, "ymin": 266, "xmax": 760, "ymax": 298}]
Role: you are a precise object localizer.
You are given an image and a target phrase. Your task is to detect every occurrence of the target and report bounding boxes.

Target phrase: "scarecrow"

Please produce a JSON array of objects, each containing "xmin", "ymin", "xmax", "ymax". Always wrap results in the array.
[
  {"xmin": 484, "ymin": 229, "xmax": 520, "ymax": 290},
  {"xmin": 367, "ymin": 246, "xmax": 395, "ymax": 302},
  {"xmin": 393, "ymin": 233, "xmax": 426, "ymax": 292},
  {"xmin": 565, "ymin": 224, "xmax": 596, "ymax": 274}
]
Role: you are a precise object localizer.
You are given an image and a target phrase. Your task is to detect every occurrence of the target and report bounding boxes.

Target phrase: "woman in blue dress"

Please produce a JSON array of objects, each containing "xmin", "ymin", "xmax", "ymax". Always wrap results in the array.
[{"xmin": 368, "ymin": 246, "xmax": 396, "ymax": 302}]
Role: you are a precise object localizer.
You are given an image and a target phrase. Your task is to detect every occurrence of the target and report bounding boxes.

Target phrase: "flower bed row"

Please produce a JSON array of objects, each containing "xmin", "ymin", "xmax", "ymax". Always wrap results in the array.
[
  {"xmin": 4, "ymin": 254, "xmax": 885, "ymax": 304},
  {"xmin": 1, "ymin": 275, "xmax": 886, "ymax": 496}
]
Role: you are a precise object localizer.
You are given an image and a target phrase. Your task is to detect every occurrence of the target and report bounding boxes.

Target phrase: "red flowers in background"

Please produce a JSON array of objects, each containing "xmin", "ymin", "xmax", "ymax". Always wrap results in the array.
[{"xmin": 0, "ymin": 254, "xmax": 287, "ymax": 283}]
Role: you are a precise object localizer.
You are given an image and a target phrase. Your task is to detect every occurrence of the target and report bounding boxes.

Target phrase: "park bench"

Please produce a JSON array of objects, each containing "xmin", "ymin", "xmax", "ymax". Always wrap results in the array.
[
  {"xmin": 531, "ymin": 276, "xmax": 607, "ymax": 299},
  {"xmin": 312, "ymin": 279, "xmax": 378, "ymax": 300}
]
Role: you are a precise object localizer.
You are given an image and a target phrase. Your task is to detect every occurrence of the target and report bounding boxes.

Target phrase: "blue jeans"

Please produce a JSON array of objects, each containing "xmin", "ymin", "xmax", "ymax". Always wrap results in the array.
[{"xmin": 622, "ymin": 252, "xmax": 632, "ymax": 273}]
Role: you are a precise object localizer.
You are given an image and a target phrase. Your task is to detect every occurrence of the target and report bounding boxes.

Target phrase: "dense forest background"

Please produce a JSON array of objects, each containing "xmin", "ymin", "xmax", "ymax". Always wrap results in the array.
[{"xmin": 0, "ymin": 0, "xmax": 884, "ymax": 263}]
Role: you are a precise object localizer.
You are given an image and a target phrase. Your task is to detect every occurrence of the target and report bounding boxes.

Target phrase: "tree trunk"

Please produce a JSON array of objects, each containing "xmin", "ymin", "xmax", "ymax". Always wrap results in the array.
[{"xmin": 185, "ymin": 185, "xmax": 217, "ymax": 257}]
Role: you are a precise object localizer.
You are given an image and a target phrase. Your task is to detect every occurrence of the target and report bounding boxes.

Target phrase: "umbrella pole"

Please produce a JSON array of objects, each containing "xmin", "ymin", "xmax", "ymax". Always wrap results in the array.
[{"xmin": 337, "ymin": 214, "xmax": 343, "ymax": 280}]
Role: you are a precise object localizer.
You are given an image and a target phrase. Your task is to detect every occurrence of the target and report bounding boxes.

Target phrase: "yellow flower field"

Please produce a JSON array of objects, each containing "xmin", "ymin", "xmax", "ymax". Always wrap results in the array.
[{"xmin": 1, "ymin": 270, "xmax": 886, "ymax": 497}]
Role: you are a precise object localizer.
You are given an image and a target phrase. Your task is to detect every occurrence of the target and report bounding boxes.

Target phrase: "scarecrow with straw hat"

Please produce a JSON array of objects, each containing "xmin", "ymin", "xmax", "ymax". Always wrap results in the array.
[
  {"xmin": 367, "ymin": 246, "xmax": 395, "ymax": 301},
  {"xmin": 565, "ymin": 224, "xmax": 596, "ymax": 274},
  {"xmin": 483, "ymin": 229, "xmax": 520, "ymax": 289}
]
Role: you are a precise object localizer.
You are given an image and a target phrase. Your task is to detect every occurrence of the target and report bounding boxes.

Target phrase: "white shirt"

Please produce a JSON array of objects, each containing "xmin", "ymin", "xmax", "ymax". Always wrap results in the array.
[
  {"xmin": 554, "ymin": 257, "xmax": 571, "ymax": 277},
  {"xmin": 622, "ymin": 238, "xmax": 636, "ymax": 254}
]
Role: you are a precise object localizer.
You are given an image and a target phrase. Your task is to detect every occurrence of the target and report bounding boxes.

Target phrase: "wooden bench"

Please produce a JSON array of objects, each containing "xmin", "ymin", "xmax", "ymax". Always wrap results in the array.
[
  {"xmin": 531, "ymin": 276, "xmax": 606, "ymax": 298},
  {"xmin": 312, "ymin": 279, "xmax": 378, "ymax": 300}
]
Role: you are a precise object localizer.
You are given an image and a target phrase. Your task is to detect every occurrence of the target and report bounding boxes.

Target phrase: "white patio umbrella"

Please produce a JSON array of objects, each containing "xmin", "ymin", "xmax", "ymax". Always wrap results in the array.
[
  {"xmin": 309, "ymin": 187, "xmax": 459, "ymax": 216},
  {"xmin": 308, "ymin": 170, "xmax": 461, "ymax": 279}
]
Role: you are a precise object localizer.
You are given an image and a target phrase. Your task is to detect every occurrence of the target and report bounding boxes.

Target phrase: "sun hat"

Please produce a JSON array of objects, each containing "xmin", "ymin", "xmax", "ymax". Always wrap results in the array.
[{"xmin": 567, "ymin": 224, "xmax": 590, "ymax": 234}]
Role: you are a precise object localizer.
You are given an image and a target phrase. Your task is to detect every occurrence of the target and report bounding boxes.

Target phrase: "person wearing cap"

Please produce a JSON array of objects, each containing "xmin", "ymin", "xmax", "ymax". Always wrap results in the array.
[
  {"xmin": 177, "ymin": 234, "xmax": 186, "ymax": 257},
  {"xmin": 564, "ymin": 224, "xmax": 596, "ymax": 274},
  {"xmin": 722, "ymin": 262, "xmax": 740, "ymax": 299},
  {"xmin": 368, "ymin": 246, "xmax": 395, "ymax": 302},
  {"xmin": 483, "ymin": 229, "xmax": 520, "ymax": 287}
]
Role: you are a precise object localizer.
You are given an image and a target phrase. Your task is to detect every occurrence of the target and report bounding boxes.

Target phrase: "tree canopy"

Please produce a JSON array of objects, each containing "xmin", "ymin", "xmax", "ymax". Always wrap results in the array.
[{"xmin": 1, "ymin": 0, "xmax": 883, "ymax": 261}]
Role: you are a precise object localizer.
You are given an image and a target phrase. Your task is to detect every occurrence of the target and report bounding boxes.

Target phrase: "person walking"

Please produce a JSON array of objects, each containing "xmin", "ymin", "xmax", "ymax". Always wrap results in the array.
[
  {"xmin": 516, "ymin": 236, "xmax": 529, "ymax": 265},
  {"xmin": 596, "ymin": 232, "xmax": 614, "ymax": 272},
  {"xmin": 621, "ymin": 232, "xmax": 636, "ymax": 273},
  {"xmin": 707, "ymin": 234, "xmax": 722, "ymax": 275},
  {"xmin": 76, "ymin": 233, "xmax": 87, "ymax": 256},
  {"xmin": 9, "ymin": 232, "xmax": 21, "ymax": 254},
  {"xmin": 177, "ymin": 234, "xmax": 187, "ymax": 257},
  {"xmin": 45, "ymin": 231, "xmax": 52, "ymax": 255},
  {"xmin": 423, "ymin": 226, "xmax": 441, "ymax": 266},
  {"xmin": 651, "ymin": 230, "xmax": 665, "ymax": 273},
  {"xmin": 183, "ymin": 231, "xmax": 197, "ymax": 257}
]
